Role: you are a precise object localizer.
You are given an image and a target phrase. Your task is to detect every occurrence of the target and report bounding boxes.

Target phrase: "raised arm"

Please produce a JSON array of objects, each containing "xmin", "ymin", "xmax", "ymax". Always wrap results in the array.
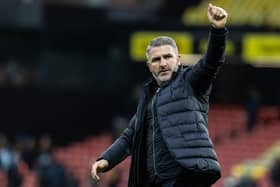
[{"xmin": 188, "ymin": 4, "xmax": 228, "ymax": 94}]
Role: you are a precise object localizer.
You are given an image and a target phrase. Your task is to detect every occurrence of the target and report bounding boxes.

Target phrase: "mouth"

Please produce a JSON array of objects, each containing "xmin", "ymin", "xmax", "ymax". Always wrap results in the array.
[{"xmin": 159, "ymin": 69, "xmax": 170, "ymax": 74}]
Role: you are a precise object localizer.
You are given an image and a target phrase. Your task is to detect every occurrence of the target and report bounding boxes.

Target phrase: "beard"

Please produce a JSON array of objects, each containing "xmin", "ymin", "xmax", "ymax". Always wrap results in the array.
[
  {"xmin": 152, "ymin": 64, "xmax": 179, "ymax": 86},
  {"xmin": 152, "ymin": 70, "xmax": 172, "ymax": 86}
]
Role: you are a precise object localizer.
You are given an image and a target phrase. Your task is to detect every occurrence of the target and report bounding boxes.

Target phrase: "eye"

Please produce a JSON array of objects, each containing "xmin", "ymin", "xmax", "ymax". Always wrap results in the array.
[
  {"xmin": 163, "ymin": 54, "xmax": 173, "ymax": 59},
  {"xmin": 151, "ymin": 57, "xmax": 160, "ymax": 63}
]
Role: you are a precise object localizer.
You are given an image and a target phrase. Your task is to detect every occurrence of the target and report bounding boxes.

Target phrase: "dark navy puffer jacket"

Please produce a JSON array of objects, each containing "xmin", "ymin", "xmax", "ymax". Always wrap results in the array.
[{"xmin": 98, "ymin": 27, "xmax": 228, "ymax": 187}]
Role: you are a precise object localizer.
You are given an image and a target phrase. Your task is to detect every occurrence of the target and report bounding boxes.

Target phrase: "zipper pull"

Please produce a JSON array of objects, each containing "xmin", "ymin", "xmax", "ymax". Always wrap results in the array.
[{"xmin": 156, "ymin": 88, "xmax": 160, "ymax": 93}]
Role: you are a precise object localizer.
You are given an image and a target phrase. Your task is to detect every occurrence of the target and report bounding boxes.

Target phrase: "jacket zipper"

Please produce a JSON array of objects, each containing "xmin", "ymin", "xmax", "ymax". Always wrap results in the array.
[{"xmin": 151, "ymin": 87, "xmax": 160, "ymax": 176}]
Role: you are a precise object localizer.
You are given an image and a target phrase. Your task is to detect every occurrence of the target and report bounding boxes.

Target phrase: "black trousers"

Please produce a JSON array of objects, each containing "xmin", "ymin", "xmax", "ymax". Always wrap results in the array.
[
  {"xmin": 144, "ymin": 172, "xmax": 212, "ymax": 187},
  {"xmin": 144, "ymin": 176, "xmax": 212, "ymax": 187}
]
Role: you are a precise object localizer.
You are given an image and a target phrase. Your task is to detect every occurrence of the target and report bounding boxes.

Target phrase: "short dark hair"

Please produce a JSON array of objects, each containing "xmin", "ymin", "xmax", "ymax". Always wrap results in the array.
[{"xmin": 146, "ymin": 36, "xmax": 178, "ymax": 60}]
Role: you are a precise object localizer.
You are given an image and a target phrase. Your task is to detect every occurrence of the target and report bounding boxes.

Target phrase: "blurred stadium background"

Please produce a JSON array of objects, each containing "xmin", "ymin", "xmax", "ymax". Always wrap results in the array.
[{"xmin": 0, "ymin": 0, "xmax": 280, "ymax": 187}]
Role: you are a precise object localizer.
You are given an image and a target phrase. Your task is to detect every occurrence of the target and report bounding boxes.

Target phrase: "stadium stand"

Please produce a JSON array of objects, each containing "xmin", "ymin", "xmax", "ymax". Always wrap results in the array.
[
  {"xmin": 208, "ymin": 105, "xmax": 247, "ymax": 143},
  {"xmin": 182, "ymin": 0, "xmax": 280, "ymax": 27},
  {"xmin": 49, "ymin": 105, "xmax": 279, "ymax": 187},
  {"xmin": 0, "ymin": 170, "xmax": 7, "ymax": 187},
  {"xmin": 0, "ymin": 105, "xmax": 279, "ymax": 187}
]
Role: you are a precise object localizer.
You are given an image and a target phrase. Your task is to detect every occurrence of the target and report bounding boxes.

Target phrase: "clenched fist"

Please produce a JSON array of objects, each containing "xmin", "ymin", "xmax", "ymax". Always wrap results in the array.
[{"xmin": 207, "ymin": 3, "xmax": 228, "ymax": 29}]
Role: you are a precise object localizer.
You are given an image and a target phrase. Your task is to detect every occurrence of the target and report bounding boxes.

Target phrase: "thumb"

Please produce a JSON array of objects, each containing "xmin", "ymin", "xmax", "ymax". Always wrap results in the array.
[{"xmin": 208, "ymin": 3, "xmax": 214, "ymax": 16}]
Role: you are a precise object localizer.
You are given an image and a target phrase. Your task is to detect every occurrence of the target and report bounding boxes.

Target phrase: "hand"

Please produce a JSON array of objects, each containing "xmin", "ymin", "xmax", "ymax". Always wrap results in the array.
[
  {"xmin": 207, "ymin": 3, "xmax": 228, "ymax": 29},
  {"xmin": 91, "ymin": 159, "xmax": 109, "ymax": 181}
]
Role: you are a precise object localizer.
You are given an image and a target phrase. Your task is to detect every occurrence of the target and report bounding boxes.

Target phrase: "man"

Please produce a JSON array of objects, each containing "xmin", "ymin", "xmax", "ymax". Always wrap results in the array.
[{"xmin": 91, "ymin": 3, "xmax": 228, "ymax": 187}]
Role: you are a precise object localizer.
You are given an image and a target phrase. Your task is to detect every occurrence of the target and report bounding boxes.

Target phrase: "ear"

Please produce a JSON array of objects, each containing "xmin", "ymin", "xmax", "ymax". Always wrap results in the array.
[{"xmin": 177, "ymin": 55, "xmax": 181, "ymax": 65}]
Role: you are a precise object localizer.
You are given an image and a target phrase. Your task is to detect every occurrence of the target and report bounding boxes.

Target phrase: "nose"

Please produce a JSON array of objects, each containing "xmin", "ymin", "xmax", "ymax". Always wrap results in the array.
[{"xmin": 159, "ymin": 57, "xmax": 167, "ymax": 67}]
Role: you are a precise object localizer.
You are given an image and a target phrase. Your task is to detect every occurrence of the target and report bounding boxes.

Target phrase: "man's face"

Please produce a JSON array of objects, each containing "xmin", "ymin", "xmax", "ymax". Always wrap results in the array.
[{"xmin": 147, "ymin": 45, "xmax": 181, "ymax": 86}]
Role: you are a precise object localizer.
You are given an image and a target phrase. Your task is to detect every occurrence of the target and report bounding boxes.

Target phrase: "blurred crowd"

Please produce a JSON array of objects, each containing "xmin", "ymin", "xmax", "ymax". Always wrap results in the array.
[
  {"xmin": 224, "ymin": 155, "xmax": 280, "ymax": 187},
  {"xmin": 0, "ymin": 132, "xmax": 79, "ymax": 187},
  {"xmin": 0, "ymin": 59, "xmax": 38, "ymax": 87}
]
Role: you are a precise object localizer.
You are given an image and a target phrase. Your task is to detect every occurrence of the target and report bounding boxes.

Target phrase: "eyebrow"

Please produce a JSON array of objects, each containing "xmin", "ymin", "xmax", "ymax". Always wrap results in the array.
[
  {"xmin": 151, "ymin": 53, "xmax": 174, "ymax": 62},
  {"xmin": 151, "ymin": 56, "xmax": 161, "ymax": 62}
]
